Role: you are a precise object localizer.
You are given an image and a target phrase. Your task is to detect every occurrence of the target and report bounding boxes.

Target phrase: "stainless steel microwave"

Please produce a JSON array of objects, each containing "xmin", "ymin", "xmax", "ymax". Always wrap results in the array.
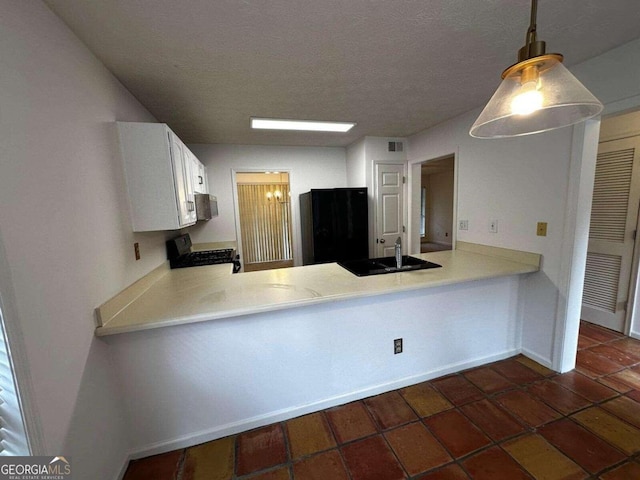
[{"xmin": 194, "ymin": 194, "xmax": 218, "ymax": 221}]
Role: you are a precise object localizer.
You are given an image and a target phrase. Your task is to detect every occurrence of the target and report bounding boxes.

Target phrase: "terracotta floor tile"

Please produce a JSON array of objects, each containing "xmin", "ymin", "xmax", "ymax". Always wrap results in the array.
[
  {"xmin": 123, "ymin": 451, "xmax": 183, "ymax": 480},
  {"xmin": 460, "ymin": 398, "xmax": 525, "ymax": 442},
  {"xmin": 424, "ymin": 409, "xmax": 491, "ymax": 458},
  {"xmin": 515, "ymin": 355, "xmax": 556, "ymax": 377},
  {"xmin": 538, "ymin": 419, "xmax": 626, "ymax": 474},
  {"xmin": 415, "ymin": 463, "xmax": 469, "ymax": 479},
  {"xmin": 495, "ymin": 389, "xmax": 561, "ymax": 427},
  {"xmin": 341, "ymin": 435, "xmax": 406, "ymax": 480},
  {"xmin": 384, "ymin": 422, "xmax": 452, "ymax": 476},
  {"xmin": 597, "ymin": 374, "xmax": 635, "ymax": 393},
  {"xmin": 599, "ymin": 461, "xmax": 640, "ymax": 480},
  {"xmin": 462, "ymin": 366, "xmax": 515, "ymax": 394},
  {"xmin": 364, "ymin": 391, "xmax": 418, "ymax": 430},
  {"xmin": 553, "ymin": 371, "xmax": 617, "ymax": 402},
  {"xmin": 578, "ymin": 334, "xmax": 598, "ymax": 350},
  {"xmin": 601, "ymin": 396, "xmax": 640, "ymax": 429},
  {"xmin": 579, "ymin": 322, "xmax": 623, "ymax": 343},
  {"xmin": 572, "ymin": 407, "xmax": 640, "ymax": 455},
  {"xmin": 236, "ymin": 424, "xmax": 288, "ymax": 476},
  {"xmin": 125, "ymin": 346, "xmax": 640, "ymax": 480},
  {"xmin": 626, "ymin": 389, "xmax": 640, "ymax": 402},
  {"xmin": 182, "ymin": 437, "xmax": 234, "ymax": 480},
  {"xmin": 609, "ymin": 337, "xmax": 640, "ymax": 357},
  {"xmin": 399, "ymin": 382, "xmax": 453, "ymax": 418},
  {"xmin": 461, "ymin": 446, "xmax": 531, "ymax": 480},
  {"xmin": 588, "ymin": 344, "xmax": 640, "ymax": 366},
  {"xmin": 527, "ymin": 380, "xmax": 591, "ymax": 415},
  {"xmin": 325, "ymin": 401, "xmax": 377, "ymax": 444},
  {"xmin": 604, "ymin": 369, "xmax": 640, "ymax": 390},
  {"xmin": 502, "ymin": 433, "xmax": 587, "ymax": 480},
  {"xmin": 431, "ymin": 375, "xmax": 485, "ymax": 406},
  {"xmin": 292, "ymin": 450, "xmax": 349, "ymax": 480},
  {"xmin": 491, "ymin": 359, "xmax": 543, "ymax": 385},
  {"xmin": 576, "ymin": 349, "xmax": 625, "ymax": 377},
  {"xmin": 247, "ymin": 467, "xmax": 291, "ymax": 480},
  {"xmin": 285, "ymin": 413, "xmax": 336, "ymax": 459}
]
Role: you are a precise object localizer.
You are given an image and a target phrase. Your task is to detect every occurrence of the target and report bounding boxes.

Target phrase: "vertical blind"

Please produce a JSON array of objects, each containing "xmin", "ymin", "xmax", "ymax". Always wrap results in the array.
[
  {"xmin": 0, "ymin": 306, "xmax": 30, "ymax": 455},
  {"xmin": 237, "ymin": 183, "xmax": 293, "ymax": 264}
]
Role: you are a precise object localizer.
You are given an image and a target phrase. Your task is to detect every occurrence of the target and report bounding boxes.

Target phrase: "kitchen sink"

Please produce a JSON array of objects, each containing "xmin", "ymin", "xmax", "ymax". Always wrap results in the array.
[{"xmin": 338, "ymin": 255, "xmax": 442, "ymax": 277}]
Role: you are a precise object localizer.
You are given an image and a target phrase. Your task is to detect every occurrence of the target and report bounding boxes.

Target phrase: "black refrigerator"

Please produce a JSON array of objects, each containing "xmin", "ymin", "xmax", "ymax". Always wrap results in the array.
[{"xmin": 300, "ymin": 188, "xmax": 369, "ymax": 265}]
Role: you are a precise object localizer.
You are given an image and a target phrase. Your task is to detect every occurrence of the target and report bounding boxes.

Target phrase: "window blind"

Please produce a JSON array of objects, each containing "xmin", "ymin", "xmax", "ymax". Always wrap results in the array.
[
  {"xmin": 237, "ymin": 183, "xmax": 293, "ymax": 264},
  {"xmin": 0, "ymin": 306, "xmax": 29, "ymax": 455}
]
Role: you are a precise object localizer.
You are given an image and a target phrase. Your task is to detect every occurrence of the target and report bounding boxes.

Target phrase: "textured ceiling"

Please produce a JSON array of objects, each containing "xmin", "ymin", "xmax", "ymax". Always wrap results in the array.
[{"xmin": 44, "ymin": 0, "xmax": 640, "ymax": 147}]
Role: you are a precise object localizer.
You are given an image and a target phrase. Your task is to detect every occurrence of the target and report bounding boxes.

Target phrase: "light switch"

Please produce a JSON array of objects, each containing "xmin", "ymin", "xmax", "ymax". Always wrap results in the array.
[{"xmin": 537, "ymin": 222, "xmax": 548, "ymax": 236}]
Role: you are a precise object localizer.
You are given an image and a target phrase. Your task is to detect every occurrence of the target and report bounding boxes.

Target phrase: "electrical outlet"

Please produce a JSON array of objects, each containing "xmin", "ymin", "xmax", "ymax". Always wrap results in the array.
[
  {"xmin": 134, "ymin": 242, "xmax": 141, "ymax": 260},
  {"xmin": 459, "ymin": 220, "xmax": 469, "ymax": 230},
  {"xmin": 394, "ymin": 338, "xmax": 403, "ymax": 354},
  {"xmin": 537, "ymin": 222, "xmax": 548, "ymax": 237},
  {"xmin": 489, "ymin": 219, "xmax": 498, "ymax": 233}
]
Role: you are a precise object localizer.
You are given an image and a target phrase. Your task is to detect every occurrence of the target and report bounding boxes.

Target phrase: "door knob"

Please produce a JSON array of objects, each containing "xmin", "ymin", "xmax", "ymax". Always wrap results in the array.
[{"xmin": 380, "ymin": 239, "xmax": 385, "ymax": 243}]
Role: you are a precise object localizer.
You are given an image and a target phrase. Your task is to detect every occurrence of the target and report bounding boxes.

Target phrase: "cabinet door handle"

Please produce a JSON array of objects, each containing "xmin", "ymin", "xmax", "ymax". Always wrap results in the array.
[
  {"xmin": 187, "ymin": 201, "xmax": 195, "ymax": 212},
  {"xmin": 198, "ymin": 176, "xmax": 203, "ymax": 185}
]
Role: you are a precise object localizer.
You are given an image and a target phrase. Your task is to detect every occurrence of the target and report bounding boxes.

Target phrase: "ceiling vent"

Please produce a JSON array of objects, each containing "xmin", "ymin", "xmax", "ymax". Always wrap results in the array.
[{"xmin": 388, "ymin": 141, "xmax": 404, "ymax": 152}]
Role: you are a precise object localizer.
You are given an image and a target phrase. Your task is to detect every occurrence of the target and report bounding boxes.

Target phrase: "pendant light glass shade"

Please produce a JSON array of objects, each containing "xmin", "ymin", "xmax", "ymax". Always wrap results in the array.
[
  {"xmin": 470, "ymin": 55, "xmax": 603, "ymax": 138},
  {"xmin": 469, "ymin": 0, "xmax": 603, "ymax": 138}
]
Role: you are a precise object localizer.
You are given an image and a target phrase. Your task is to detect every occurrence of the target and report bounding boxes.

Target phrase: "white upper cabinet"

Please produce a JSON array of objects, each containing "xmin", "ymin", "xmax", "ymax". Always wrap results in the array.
[
  {"xmin": 117, "ymin": 122, "xmax": 198, "ymax": 231},
  {"xmin": 194, "ymin": 161, "xmax": 208, "ymax": 194},
  {"xmin": 188, "ymin": 148, "xmax": 208, "ymax": 194}
]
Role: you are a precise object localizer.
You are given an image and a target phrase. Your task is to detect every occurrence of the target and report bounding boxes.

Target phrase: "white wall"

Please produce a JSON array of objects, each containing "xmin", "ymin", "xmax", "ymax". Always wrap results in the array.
[
  {"xmin": 106, "ymin": 275, "xmax": 521, "ymax": 455},
  {"xmin": 0, "ymin": 1, "xmax": 168, "ymax": 478},
  {"xmin": 408, "ymin": 108, "xmax": 577, "ymax": 369},
  {"xmin": 407, "ymin": 38, "xmax": 640, "ymax": 369},
  {"xmin": 188, "ymin": 144, "xmax": 347, "ymax": 266},
  {"xmin": 346, "ymin": 138, "xmax": 366, "ymax": 187}
]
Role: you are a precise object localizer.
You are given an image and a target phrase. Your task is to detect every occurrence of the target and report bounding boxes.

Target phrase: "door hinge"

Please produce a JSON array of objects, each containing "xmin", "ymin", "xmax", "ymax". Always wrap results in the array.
[
  {"xmin": 402, "ymin": 176, "xmax": 406, "ymax": 184},
  {"xmin": 633, "ymin": 230, "xmax": 637, "ymax": 241},
  {"xmin": 402, "ymin": 226, "xmax": 406, "ymax": 233}
]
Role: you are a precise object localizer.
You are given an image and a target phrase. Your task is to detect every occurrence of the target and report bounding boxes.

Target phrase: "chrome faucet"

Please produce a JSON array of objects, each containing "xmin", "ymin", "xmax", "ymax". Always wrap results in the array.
[{"xmin": 395, "ymin": 236, "xmax": 402, "ymax": 268}]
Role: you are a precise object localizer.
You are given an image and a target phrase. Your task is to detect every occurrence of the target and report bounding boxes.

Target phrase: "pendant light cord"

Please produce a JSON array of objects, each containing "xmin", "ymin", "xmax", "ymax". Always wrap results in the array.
[{"xmin": 524, "ymin": 0, "xmax": 538, "ymax": 56}]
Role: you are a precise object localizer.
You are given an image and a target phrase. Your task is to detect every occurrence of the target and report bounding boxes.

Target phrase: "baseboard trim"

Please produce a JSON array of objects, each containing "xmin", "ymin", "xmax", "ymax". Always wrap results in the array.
[
  {"xmin": 113, "ymin": 452, "xmax": 131, "ymax": 480},
  {"xmin": 520, "ymin": 347, "xmax": 553, "ymax": 369},
  {"xmin": 126, "ymin": 348, "xmax": 519, "ymax": 459}
]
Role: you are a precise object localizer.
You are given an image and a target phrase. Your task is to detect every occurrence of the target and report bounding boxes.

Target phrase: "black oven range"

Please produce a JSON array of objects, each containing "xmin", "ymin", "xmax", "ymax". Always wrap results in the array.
[{"xmin": 166, "ymin": 233, "xmax": 241, "ymax": 273}]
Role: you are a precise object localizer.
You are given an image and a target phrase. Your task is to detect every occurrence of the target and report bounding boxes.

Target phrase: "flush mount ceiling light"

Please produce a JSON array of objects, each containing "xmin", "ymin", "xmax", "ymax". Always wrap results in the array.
[
  {"xmin": 251, "ymin": 117, "xmax": 356, "ymax": 133},
  {"xmin": 469, "ymin": 0, "xmax": 603, "ymax": 139}
]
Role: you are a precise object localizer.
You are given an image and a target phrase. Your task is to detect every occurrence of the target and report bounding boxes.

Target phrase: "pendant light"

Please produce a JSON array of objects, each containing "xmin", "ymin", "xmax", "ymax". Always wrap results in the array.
[{"xmin": 469, "ymin": 0, "xmax": 603, "ymax": 138}]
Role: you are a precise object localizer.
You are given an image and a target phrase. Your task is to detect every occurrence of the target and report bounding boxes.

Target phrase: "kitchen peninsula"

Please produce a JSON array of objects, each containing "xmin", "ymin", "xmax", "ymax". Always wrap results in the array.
[
  {"xmin": 97, "ymin": 242, "xmax": 541, "ymax": 456},
  {"xmin": 96, "ymin": 242, "xmax": 539, "ymax": 336}
]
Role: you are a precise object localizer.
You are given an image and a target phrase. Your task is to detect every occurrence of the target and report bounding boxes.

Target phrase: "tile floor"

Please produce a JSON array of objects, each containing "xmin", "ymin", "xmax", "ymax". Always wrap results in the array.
[{"xmin": 123, "ymin": 321, "xmax": 640, "ymax": 479}]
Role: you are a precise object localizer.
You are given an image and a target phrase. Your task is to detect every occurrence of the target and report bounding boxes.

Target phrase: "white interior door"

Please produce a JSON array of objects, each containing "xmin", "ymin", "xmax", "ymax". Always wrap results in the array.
[
  {"xmin": 375, "ymin": 163, "xmax": 405, "ymax": 257},
  {"xmin": 582, "ymin": 136, "xmax": 640, "ymax": 332}
]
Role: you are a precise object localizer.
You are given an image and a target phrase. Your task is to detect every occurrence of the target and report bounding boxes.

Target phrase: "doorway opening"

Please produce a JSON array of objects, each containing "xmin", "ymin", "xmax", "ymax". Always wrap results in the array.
[
  {"xmin": 581, "ymin": 109, "xmax": 640, "ymax": 336},
  {"xmin": 235, "ymin": 172, "xmax": 294, "ymax": 272},
  {"xmin": 419, "ymin": 156, "xmax": 455, "ymax": 253}
]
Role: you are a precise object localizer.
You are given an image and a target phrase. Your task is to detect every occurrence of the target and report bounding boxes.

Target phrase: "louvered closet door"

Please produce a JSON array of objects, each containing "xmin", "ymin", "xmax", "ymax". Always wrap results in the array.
[{"xmin": 581, "ymin": 136, "xmax": 640, "ymax": 332}]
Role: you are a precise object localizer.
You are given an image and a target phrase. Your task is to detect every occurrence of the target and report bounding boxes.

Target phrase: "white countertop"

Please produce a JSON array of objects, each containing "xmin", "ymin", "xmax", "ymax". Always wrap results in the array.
[{"xmin": 95, "ymin": 244, "xmax": 540, "ymax": 336}]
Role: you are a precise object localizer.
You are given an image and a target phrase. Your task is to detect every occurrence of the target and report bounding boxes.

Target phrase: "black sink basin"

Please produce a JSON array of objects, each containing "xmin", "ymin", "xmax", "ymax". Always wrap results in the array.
[{"xmin": 338, "ymin": 255, "xmax": 442, "ymax": 277}]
